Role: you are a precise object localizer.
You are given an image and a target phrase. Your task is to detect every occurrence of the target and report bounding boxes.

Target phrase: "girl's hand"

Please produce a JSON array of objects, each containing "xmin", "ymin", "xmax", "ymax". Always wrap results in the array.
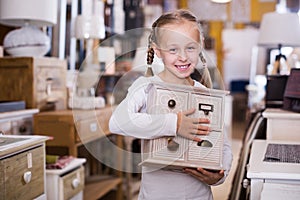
[
  {"xmin": 183, "ymin": 167, "xmax": 224, "ymax": 185},
  {"xmin": 176, "ymin": 108, "xmax": 210, "ymax": 141}
]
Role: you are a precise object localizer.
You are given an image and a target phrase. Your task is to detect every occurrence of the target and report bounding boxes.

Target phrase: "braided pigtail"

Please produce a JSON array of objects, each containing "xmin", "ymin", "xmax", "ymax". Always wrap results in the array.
[
  {"xmin": 198, "ymin": 51, "xmax": 212, "ymax": 88},
  {"xmin": 145, "ymin": 33, "xmax": 155, "ymax": 77},
  {"xmin": 147, "ymin": 45, "xmax": 155, "ymax": 65}
]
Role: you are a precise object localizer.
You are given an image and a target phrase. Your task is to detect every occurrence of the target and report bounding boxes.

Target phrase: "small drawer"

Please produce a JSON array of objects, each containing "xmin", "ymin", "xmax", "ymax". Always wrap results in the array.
[
  {"xmin": 59, "ymin": 166, "xmax": 84, "ymax": 200},
  {"xmin": 36, "ymin": 66, "xmax": 66, "ymax": 92},
  {"xmin": 148, "ymin": 89, "xmax": 189, "ymax": 114},
  {"xmin": 75, "ymin": 118, "xmax": 100, "ymax": 143},
  {"xmin": 75, "ymin": 112, "xmax": 111, "ymax": 144},
  {"xmin": 0, "ymin": 145, "xmax": 44, "ymax": 199},
  {"xmin": 191, "ymin": 93, "xmax": 224, "ymax": 131}
]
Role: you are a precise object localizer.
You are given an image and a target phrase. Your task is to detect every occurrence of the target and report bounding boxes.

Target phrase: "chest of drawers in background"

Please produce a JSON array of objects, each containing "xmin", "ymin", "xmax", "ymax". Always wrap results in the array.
[
  {"xmin": 0, "ymin": 135, "xmax": 49, "ymax": 200},
  {"xmin": 263, "ymin": 108, "xmax": 300, "ymax": 141},
  {"xmin": 0, "ymin": 57, "xmax": 67, "ymax": 111},
  {"xmin": 46, "ymin": 158, "xmax": 86, "ymax": 200},
  {"xmin": 0, "ymin": 109, "xmax": 39, "ymax": 135}
]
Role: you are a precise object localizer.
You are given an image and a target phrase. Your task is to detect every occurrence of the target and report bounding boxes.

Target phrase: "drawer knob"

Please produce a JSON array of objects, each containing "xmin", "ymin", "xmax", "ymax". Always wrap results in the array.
[
  {"xmin": 23, "ymin": 171, "xmax": 32, "ymax": 184},
  {"xmin": 19, "ymin": 125, "xmax": 27, "ymax": 133},
  {"xmin": 72, "ymin": 178, "xmax": 80, "ymax": 189},
  {"xmin": 242, "ymin": 178, "xmax": 250, "ymax": 189},
  {"xmin": 168, "ymin": 99, "xmax": 176, "ymax": 108}
]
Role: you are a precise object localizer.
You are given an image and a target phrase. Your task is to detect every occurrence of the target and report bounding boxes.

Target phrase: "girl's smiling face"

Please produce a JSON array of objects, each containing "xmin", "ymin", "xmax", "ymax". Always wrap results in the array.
[{"xmin": 154, "ymin": 20, "xmax": 201, "ymax": 85}]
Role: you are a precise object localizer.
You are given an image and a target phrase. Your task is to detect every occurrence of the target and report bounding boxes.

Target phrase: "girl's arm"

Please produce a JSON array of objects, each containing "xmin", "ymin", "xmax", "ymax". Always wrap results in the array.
[{"xmin": 109, "ymin": 77, "xmax": 178, "ymax": 139}]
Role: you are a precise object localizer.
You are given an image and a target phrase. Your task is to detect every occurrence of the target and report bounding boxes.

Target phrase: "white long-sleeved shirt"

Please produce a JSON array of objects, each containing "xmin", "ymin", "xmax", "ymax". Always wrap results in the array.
[{"xmin": 109, "ymin": 75, "xmax": 233, "ymax": 200}]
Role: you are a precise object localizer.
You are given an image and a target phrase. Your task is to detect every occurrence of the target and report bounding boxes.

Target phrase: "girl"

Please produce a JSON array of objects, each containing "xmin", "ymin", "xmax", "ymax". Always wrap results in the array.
[{"xmin": 109, "ymin": 9, "xmax": 232, "ymax": 200}]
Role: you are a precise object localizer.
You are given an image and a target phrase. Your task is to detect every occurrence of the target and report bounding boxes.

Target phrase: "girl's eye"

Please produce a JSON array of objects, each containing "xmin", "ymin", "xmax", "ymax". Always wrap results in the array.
[
  {"xmin": 168, "ymin": 48, "xmax": 178, "ymax": 54},
  {"xmin": 186, "ymin": 46, "xmax": 197, "ymax": 52}
]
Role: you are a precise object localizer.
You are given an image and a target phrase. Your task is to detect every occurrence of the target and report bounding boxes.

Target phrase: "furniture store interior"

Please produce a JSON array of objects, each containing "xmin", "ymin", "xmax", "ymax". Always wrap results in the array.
[{"xmin": 0, "ymin": 0, "xmax": 300, "ymax": 200}]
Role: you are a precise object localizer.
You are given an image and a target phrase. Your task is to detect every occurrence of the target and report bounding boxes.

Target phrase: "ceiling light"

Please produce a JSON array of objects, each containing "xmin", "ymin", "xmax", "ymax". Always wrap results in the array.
[{"xmin": 211, "ymin": 0, "xmax": 232, "ymax": 3}]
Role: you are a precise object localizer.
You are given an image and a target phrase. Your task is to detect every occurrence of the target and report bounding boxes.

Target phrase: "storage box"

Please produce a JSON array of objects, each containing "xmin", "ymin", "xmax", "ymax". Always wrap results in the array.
[
  {"xmin": 0, "ymin": 57, "xmax": 67, "ymax": 111},
  {"xmin": 141, "ymin": 82, "xmax": 228, "ymax": 170}
]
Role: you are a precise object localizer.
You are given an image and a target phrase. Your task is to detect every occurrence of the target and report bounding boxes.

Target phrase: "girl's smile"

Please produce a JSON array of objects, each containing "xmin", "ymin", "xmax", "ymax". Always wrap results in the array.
[{"xmin": 175, "ymin": 63, "xmax": 192, "ymax": 71}]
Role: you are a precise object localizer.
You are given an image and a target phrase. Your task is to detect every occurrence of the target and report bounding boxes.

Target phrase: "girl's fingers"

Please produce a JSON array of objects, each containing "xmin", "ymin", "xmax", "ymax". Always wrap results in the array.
[
  {"xmin": 199, "ymin": 118, "xmax": 210, "ymax": 123},
  {"xmin": 192, "ymin": 124, "xmax": 210, "ymax": 134},
  {"xmin": 192, "ymin": 117, "xmax": 210, "ymax": 124},
  {"xmin": 182, "ymin": 108, "xmax": 196, "ymax": 116}
]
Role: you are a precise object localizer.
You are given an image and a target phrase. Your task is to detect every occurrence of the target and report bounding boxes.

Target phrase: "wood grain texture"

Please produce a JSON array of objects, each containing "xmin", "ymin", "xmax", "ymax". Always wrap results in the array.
[
  {"xmin": 0, "ymin": 57, "xmax": 67, "ymax": 110},
  {"xmin": 0, "ymin": 145, "xmax": 45, "ymax": 200}
]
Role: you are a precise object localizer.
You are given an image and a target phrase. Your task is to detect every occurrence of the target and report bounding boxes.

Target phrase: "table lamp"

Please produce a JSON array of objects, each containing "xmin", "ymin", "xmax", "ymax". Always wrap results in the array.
[
  {"xmin": 74, "ymin": 14, "xmax": 105, "ymax": 65},
  {"xmin": 0, "ymin": 0, "xmax": 57, "ymax": 57},
  {"xmin": 258, "ymin": 12, "xmax": 300, "ymax": 75},
  {"xmin": 69, "ymin": 14, "xmax": 107, "ymax": 109},
  {"xmin": 74, "ymin": 14, "xmax": 106, "ymax": 90}
]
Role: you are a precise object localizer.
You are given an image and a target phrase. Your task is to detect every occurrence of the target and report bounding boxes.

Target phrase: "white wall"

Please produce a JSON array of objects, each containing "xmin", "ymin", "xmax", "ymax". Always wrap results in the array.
[{"xmin": 222, "ymin": 28, "xmax": 260, "ymax": 90}]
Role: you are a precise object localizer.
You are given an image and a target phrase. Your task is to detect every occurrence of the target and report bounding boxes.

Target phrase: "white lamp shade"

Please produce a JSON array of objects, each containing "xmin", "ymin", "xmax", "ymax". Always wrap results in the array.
[
  {"xmin": 74, "ymin": 15, "xmax": 105, "ymax": 39},
  {"xmin": 0, "ymin": 0, "xmax": 58, "ymax": 27},
  {"xmin": 258, "ymin": 12, "xmax": 300, "ymax": 48}
]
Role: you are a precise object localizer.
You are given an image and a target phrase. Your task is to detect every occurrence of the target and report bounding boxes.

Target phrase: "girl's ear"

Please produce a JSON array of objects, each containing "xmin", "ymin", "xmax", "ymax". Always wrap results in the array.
[{"xmin": 152, "ymin": 44, "xmax": 162, "ymax": 58}]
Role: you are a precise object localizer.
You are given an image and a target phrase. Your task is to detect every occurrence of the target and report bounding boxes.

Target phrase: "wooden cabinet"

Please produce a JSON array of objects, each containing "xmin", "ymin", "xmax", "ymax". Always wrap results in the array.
[
  {"xmin": 0, "ymin": 109, "xmax": 39, "ymax": 135},
  {"xmin": 33, "ymin": 107, "xmax": 124, "ymax": 200},
  {"xmin": 0, "ymin": 135, "xmax": 48, "ymax": 200},
  {"xmin": 33, "ymin": 107, "xmax": 114, "ymax": 156},
  {"xmin": 46, "ymin": 158, "xmax": 86, "ymax": 200},
  {"xmin": 0, "ymin": 57, "xmax": 67, "ymax": 110}
]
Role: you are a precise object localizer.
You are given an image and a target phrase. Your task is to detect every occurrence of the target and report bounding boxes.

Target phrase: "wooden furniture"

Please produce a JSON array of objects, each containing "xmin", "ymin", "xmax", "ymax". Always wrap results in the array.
[
  {"xmin": 0, "ymin": 109, "xmax": 39, "ymax": 135},
  {"xmin": 142, "ymin": 82, "xmax": 228, "ymax": 170},
  {"xmin": 0, "ymin": 57, "xmax": 67, "ymax": 111},
  {"xmin": 0, "ymin": 135, "xmax": 49, "ymax": 200},
  {"xmin": 33, "ymin": 107, "xmax": 114, "ymax": 156},
  {"xmin": 33, "ymin": 106, "xmax": 123, "ymax": 200},
  {"xmin": 262, "ymin": 108, "xmax": 300, "ymax": 141},
  {"xmin": 246, "ymin": 139, "xmax": 300, "ymax": 200},
  {"xmin": 46, "ymin": 158, "xmax": 86, "ymax": 200}
]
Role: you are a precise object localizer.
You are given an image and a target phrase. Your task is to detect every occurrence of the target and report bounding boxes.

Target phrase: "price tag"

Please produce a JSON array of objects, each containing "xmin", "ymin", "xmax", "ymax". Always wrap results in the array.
[
  {"xmin": 90, "ymin": 123, "xmax": 97, "ymax": 132},
  {"xmin": 27, "ymin": 153, "xmax": 32, "ymax": 168}
]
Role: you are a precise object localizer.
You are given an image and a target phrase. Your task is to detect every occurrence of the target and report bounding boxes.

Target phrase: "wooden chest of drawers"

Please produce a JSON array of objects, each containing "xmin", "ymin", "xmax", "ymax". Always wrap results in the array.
[
  {"xmin": 46, "ymin": 158, "xmax": 86, "ymax": 200},
  {"xmin": 33, "ymin": 107, "xmax": 114, "ymax": 156},
  {"xmin": 0, "ymin": 135, "xmax": 48, "ymax": 200},
  {"xmin": 0, "ymin": 57, "xmax": 67, "ymax": 110},
  {"xmin": 141, "ymin": 82, "xmax": 229, "ymax": 170}
]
